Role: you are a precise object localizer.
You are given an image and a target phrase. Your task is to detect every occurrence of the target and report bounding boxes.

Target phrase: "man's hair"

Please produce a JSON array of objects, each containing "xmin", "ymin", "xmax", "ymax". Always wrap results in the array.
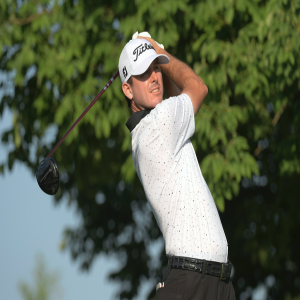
[{"xmin": 124, "ymin": 76, "xmax": 133, "ymax": 109}]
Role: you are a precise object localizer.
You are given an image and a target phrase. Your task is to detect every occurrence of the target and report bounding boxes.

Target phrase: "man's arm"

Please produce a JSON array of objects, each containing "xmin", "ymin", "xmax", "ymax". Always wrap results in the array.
[
  {"xmin": 162, "ymin": 72, "xmax": 181, "ymax": 98},
  {"xmin": 138, "ymin": 37, "xmax": 208, "ymax": 115}
]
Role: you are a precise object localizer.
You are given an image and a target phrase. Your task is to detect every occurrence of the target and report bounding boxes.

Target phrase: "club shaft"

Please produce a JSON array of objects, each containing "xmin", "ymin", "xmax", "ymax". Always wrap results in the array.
[{"xmin": 47, "ymin": 70, "xmax": 119, "ymax": 158}]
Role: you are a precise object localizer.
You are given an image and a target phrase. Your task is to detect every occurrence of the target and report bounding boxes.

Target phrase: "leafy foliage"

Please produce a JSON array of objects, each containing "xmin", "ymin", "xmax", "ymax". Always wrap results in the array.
[
  {"xmin": 18, "ymin": 254, "xmax": 63, "ymax": 300},
  {"xmin": 1, "ymin": 0, "xmax": 300, "ymax": 299}
]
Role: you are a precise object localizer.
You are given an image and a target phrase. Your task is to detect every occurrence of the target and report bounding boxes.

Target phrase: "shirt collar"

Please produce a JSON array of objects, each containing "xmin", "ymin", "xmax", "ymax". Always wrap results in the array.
[{"xmin": 126, "ymin": 110, "xmax": 151, "ymax": 132}]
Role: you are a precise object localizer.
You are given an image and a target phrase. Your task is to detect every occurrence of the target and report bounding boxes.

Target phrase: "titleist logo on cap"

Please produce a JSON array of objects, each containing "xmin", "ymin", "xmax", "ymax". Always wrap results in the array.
[{"xmin": 133, "ymin": 43, "xmax": 154, "ymax": 62}]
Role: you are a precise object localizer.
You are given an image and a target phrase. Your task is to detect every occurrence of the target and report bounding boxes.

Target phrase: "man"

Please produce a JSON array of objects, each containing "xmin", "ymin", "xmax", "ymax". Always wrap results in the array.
[{"xmin": 119, "ymin": 33, "xmax": 236, "ymax": 300}]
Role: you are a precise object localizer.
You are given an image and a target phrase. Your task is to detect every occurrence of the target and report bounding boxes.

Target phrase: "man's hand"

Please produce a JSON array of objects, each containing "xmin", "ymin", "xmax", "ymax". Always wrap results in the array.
[{"xmin": 132, "ymin": 31, "xmax": 164, "ymax": 49}]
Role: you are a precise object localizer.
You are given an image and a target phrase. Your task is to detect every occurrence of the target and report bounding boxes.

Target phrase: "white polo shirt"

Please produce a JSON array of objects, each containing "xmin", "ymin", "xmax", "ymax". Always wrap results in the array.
[{"xmin": 126, "ymin": 94, "xmax": 228, "ymax": 263}]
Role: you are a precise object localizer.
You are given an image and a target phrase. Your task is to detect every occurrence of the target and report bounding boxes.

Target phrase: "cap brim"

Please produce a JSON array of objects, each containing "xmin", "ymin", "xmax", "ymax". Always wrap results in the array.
[{"xmin": 132, "ymin": 54, "xmax": 170, "ymax": 76}]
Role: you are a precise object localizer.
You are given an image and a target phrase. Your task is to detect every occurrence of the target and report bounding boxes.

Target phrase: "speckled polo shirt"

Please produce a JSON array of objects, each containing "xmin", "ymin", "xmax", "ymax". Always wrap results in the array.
[{"xmin": 126, "ymin": 94, "xmax": 228, "ymax": 263}]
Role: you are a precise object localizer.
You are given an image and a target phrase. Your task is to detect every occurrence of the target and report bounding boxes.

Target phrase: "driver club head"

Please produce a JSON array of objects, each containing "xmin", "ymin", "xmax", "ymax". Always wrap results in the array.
[{"xmin": 36, "ymin": 157, "xmax": 59, "ymax": 195}]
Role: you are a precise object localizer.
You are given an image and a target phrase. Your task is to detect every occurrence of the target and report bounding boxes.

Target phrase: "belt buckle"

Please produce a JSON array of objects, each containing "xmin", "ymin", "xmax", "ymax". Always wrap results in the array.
[
  {"xmin": 182, "ymin": 258, "xmax": 198, "ymax": 271},
  {"xmin": 220, "ymin": 263, "xmax": 227, "ymax": 280}
]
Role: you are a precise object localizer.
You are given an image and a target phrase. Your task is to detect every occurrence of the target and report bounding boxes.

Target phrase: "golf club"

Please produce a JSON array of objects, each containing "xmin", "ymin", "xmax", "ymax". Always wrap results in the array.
[{"xmin": 36, "ymin": 70, "xmax": 120, "ymax": 195}]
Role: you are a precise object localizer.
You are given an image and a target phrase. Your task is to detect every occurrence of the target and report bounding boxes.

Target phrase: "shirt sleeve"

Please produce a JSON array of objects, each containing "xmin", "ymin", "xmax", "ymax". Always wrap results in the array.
[{"xmin": 151, "ymin": 93, "xmax": 195, "ymax": 157}]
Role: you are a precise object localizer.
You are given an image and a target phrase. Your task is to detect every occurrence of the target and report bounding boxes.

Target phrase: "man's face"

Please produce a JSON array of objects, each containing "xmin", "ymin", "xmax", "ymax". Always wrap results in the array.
[{"xmin": 123, "ymin": 59, "xmax": 164, "ymax": 111}]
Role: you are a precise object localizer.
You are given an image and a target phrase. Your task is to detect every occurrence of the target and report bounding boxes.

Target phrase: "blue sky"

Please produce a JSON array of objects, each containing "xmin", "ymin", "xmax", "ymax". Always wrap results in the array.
[{"xmin": 0, "ymin": 107, "xmax": 121, "ymax": 300}]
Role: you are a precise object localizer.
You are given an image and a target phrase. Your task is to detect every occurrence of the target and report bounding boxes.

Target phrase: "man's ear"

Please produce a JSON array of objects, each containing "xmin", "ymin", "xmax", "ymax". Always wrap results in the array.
[{"xmin": 122, "ymin": 82, "xmax": 133, "ymax": 100}]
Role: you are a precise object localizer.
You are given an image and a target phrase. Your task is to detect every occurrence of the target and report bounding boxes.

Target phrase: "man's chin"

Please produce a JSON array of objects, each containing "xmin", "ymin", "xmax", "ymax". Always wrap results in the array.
[{"xmin": 150, "ymin": 94, "xmax": 163, "ymax": 108}]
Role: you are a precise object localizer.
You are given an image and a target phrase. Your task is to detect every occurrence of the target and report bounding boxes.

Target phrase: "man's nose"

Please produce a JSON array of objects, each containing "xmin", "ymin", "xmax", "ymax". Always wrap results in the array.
[{"xmin": 150, "ymin": 68, "xmax": 158, "ymax": 82}]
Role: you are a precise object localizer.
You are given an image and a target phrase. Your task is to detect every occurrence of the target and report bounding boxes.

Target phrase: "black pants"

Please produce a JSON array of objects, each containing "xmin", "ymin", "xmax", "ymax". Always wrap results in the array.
[{"xmin": 156, "ymin": 264, "xmax": 236, "ymax": 300}]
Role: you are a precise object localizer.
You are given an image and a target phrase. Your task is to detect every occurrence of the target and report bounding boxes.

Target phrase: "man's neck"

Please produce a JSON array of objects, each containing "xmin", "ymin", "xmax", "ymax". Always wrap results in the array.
[{"xmin": 131, "ymin": 101, "xmax": 142, "ymax": 114}]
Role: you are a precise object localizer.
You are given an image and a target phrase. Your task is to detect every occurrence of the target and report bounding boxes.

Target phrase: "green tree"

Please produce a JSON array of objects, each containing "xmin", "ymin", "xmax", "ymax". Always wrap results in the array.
[
  {"xmin": 1, "ymin": 0, "xmax": 300, "ymax": 299},
  {"xmin": 18, "ymin": 254, "xmax": 63, "ymax": 300}
]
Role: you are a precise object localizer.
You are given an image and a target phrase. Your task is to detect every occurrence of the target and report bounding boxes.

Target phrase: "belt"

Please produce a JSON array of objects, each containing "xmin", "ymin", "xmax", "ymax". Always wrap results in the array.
[{"xmin": 167, "ymin": 256, "xmax": 232, "ymax": 280}]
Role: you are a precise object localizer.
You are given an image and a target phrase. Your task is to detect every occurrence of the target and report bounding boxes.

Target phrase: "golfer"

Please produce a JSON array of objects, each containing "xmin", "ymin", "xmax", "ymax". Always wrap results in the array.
[{"xmin": 119, "ymin": 33, "xmax": 236, "ymax": 300}]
